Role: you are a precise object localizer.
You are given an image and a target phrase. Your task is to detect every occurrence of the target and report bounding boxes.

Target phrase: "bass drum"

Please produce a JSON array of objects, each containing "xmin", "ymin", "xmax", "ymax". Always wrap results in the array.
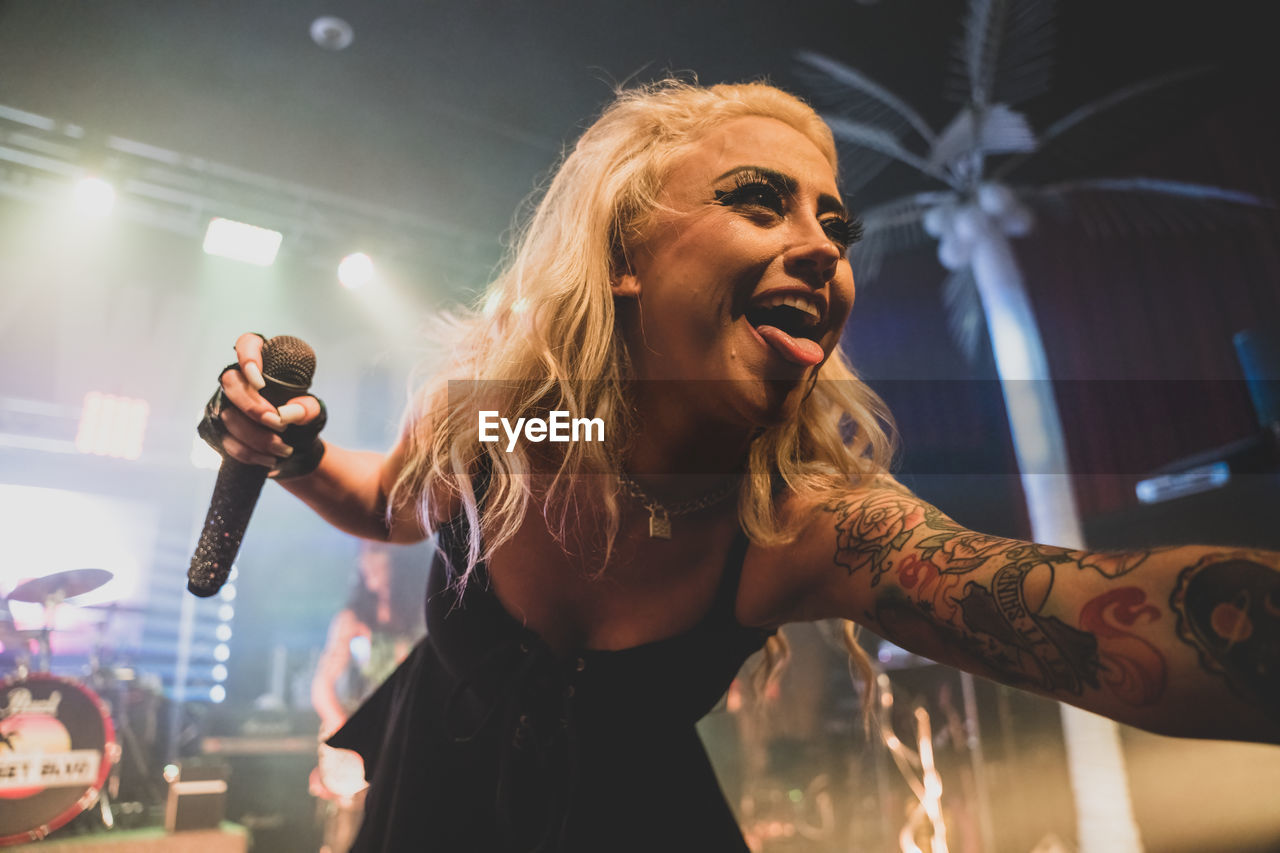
[{"xmin": 0, "ymin": 673, "xmax": 119, "ymax": 846}]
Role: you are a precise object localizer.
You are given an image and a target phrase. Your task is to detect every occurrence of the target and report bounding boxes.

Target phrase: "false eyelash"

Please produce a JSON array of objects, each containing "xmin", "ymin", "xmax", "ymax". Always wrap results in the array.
[
  {"xmin": 714, "ymin": 169, "xmax": 863, "ymax": 251},
  {"xmin": 713, "ymin": 170, "xmax": 786, "ymax": 210},
  {"xmin": 823, "ymin": 214, "xmax": 865, "ymax": 251}
]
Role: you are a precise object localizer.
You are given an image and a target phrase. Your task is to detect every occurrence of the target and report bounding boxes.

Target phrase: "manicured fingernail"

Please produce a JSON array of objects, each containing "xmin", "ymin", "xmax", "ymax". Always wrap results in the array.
[
  {"xmin": 277, "ymin": 403, "xmax": 305, "ymax": 424},
  {"xmin": 244, "ymin": 362, "xmax": 266, "ymax": 390},
  {"xmin": 274, "ymin": 444, "xmax": 294, "ymax": 457},
  {"xmin": 262, "ymin": 411, "xmax": 285, "ymax": 431}
]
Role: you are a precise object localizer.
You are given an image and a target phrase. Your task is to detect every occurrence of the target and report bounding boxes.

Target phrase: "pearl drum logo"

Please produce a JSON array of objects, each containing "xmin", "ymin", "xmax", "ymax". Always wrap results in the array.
[{"xmin": 0, "ymin": 674, "xmax": 117, "ymax": 845}]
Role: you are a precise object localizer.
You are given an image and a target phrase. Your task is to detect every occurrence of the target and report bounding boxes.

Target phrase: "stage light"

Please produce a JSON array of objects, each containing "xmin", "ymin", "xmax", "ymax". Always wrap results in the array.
[
  {"xmin": 338, "ymin": 252, "xmax": 374, "ymax": 289},
  {"xmin": 73, "ymin": 177, "xmax": 115, "ymax": 217},
  {"xmin": 215, "ymin": 624, "xmax": 232, "ymax": 642},
  {"xmin": 202, "ymin": 217, "xmax": 282, "ymax": 266},
  {"xmin": 209, "ymin": 685, "xmax": 226, "ymax": 703},
  {"xmin": 213, "ymin": 643, "xmax": 230, "ymax": 662},
  {"xmin": 220, "ymin": 584, "xmax": 237, "ymax": 602},
  {"xmin": 75, "ymin": 392, "xmax": 149, "ymax": 459},
  {"xmin": 212, "ymin": 664, "xmax": 228, "ymax": 682},
  {"xmin": 218, "ymin": 604, "xmax": 234, "ymax": 621}
]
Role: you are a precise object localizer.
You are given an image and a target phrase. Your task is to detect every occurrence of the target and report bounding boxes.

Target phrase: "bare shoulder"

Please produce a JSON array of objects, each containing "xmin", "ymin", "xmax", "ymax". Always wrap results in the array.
[{"xmin": 738, "ymin": 473, "xmax": 915, "ymax": 628}]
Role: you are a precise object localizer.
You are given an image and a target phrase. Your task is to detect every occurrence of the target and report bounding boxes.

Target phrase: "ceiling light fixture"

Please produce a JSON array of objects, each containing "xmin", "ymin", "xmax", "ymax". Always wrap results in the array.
[
  {"xmin": 310, "ymin": 16, "xmax": 354, "ymax": 51},
  {"xmin": 202, "ymin": 217, "xmax": 283, "ymax": 266}
]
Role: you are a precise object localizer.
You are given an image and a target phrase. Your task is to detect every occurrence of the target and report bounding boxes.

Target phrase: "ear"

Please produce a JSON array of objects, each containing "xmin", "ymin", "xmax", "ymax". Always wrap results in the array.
[
  {"xmin": 610, "ymin": 270, "xmax": 641, "ymax": 299},
  {"xmin": 609, "ymin": 238, "xmax": 641, "ymax": 299}
]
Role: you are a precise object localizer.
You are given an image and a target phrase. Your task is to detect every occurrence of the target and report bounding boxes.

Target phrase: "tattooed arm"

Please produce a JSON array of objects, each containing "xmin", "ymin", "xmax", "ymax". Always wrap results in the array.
[{"xmin": 759, "ymin": 480, "xmax": 1280, "ymax": 744}]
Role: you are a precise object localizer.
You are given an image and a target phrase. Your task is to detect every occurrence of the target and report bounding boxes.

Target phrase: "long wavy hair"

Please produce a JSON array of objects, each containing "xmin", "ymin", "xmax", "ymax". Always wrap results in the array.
[
  {"xmin": 391, "ymin": 79, "xmax": 893, "ymax": 561},
  {"xmin": 389, "ymin": 80, "xmax": 895, "ymax": 695}
]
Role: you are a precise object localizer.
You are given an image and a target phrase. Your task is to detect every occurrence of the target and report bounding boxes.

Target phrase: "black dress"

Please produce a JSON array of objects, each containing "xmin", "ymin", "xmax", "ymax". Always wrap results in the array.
[{"xmin": 329, "ymin": 501, "xmax": 775, "ymax": 852}]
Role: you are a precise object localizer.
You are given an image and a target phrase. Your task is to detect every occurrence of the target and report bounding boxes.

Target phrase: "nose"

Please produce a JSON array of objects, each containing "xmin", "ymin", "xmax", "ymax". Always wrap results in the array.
[{"xmin": 782, "ymin": 218, "xmax": 841, "ymax": 287}]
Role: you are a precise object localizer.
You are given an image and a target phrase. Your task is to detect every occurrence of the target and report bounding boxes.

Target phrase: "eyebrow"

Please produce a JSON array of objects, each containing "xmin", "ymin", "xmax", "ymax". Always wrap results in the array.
[{"xmin": 714, "ymin": 165, "xmax": 848, "ymax": 218}]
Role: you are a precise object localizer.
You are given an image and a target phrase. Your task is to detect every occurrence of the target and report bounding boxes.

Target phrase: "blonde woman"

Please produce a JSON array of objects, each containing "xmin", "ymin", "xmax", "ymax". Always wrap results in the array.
[{"xmin": 202, "ymin": 81, "xmax": 1280, "ymax": 851}]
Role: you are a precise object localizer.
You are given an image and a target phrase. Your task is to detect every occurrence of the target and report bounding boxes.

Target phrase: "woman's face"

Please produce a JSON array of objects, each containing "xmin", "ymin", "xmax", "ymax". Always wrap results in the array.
[
  {"xmin": 615, "ymin": 115, "xmax": 857, "ymax": 427},
  {"xmin": 359, "ymin": 548, "xmax": 392, "ymax": 596}
]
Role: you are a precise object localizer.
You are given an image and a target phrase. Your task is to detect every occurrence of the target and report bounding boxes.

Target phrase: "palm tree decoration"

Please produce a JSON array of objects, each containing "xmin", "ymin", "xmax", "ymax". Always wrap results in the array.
[{"xmin": 798, "ymin": 1, "xmax": 1269, "ymax": 850}]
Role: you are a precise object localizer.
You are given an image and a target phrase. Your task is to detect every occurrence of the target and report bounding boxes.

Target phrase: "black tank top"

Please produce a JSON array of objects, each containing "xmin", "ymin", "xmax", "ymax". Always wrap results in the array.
[{"xmin": 329, "ymin": 481, "xmax": 774, "ymax": 852}]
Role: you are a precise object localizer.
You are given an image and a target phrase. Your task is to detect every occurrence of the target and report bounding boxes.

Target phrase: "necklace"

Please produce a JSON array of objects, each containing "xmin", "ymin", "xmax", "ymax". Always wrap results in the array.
[{"xmin": 616, "ymin": 471, "xmax": 742, "ymax": 539}]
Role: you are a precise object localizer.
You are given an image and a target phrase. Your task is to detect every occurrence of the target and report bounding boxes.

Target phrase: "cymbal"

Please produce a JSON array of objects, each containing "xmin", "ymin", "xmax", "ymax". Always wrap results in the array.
[
  {"xmin": 79, "ymin": 601, "xmax": 147, "ymax": 614},
  {"xmin": 8, "ymin": 569, "xmax": 114, "ymax": 603}
]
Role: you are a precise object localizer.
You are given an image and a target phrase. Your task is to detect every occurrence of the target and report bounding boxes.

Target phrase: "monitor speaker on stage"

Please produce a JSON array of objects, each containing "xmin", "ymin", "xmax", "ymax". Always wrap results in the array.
[
  {"xmin": 165, "ymin": 759, "xmax": 229, "ymax": 832},
  {"xmin": 1089, "ymin": 327, "xmax": 1280, "ymax": 552}
]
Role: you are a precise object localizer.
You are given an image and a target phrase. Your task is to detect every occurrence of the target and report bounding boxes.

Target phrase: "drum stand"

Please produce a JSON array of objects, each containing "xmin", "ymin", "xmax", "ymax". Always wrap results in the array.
[
  {"xmin": 88, "ymin": 615, "xmax": 167, "ymax": 827},
  {"xmin": 93, "ymin": 667, "xmax": 167, "ymax": 817},
  {"xmin": 34, "ymin": 593, "xmax": 60, "ymax": 673}
]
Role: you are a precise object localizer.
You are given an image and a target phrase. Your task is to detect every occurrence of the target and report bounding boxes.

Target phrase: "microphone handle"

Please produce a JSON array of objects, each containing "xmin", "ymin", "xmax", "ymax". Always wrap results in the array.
[
  {"xmin": 187, "ymin": 375, "xmax": 305, "ymax": 598},
  {"xmin": 187, "ymin": 459, "xmax": 269, "ymax": 597}
]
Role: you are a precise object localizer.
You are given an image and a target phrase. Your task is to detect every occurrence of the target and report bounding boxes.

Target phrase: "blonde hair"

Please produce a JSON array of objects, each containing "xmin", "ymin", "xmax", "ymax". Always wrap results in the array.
[{"xmin": 390, "ymin": 81, "xmax": 894, "ymax": 694}]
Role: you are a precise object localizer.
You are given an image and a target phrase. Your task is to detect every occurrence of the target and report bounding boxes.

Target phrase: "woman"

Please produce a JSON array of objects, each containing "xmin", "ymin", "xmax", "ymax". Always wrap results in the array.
[
  {"xmin": 311, "ymin": 541, "xmax": 425, "ymax": 739},
  {"xmin": 310, "ymin": 541, "xmax": 425, "ymax": 853},
  {"xmin": 203, "ymin": 81, "xmax": 1279, "ymax": 851}
]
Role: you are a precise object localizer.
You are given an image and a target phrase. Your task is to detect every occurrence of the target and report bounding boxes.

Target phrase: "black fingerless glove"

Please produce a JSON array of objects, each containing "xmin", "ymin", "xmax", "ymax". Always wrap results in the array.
[
  {"xmin": 196, "ymin": 363, "xmax": 328, "ymax": 481},
  {"xmin": 195, "ymin": 368, "xmax": 237, "ymax": 457},
  {"xmin": 273, "ymin": 398, "xmax": 327, "ymax": 480}
]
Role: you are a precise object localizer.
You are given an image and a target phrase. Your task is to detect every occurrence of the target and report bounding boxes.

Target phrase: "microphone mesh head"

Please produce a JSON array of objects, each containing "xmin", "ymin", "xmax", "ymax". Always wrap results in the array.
[{"xmin": 262, "ymin": 335, "xmax": 316, "ymax": 388}]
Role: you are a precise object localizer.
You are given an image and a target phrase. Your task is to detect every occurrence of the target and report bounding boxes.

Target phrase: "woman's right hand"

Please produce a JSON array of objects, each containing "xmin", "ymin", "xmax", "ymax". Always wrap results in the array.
[
  {"xmin": 202, "ymin": 332, "xmax": 325, "ymax": 472},
  {"xmin": 199, "ymin": 334, "xmax": 420, "ymax": 540}
]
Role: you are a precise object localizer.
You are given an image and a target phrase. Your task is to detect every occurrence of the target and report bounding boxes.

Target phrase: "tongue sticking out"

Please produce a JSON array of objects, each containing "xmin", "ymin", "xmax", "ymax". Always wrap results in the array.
[{"xmin": 756, "ymin": 325, "xmax": 825, "ymax": 366}]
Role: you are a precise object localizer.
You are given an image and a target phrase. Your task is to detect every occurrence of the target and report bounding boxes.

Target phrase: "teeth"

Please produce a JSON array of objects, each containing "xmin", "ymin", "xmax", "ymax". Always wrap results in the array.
[{"xmin": 755, "ymin": 294, "xmax": 821, "ymax": 325}]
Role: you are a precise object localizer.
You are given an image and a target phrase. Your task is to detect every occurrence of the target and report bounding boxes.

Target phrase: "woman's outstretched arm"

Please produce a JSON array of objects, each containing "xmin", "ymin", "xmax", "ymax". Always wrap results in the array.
[
  {"xmin": 214, "ymin": 332, "xmax": 430, "ymax": 543},
  {"xmin": 759, "ymin": 478, "xmax": 1280, "ymax": 744},
  {"xmin": 278, "ymin": 442, "xmax": 423, "ymax": 543}
]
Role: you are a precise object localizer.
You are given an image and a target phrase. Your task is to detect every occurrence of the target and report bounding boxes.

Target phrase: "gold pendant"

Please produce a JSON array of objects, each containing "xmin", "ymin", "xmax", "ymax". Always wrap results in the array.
[{"xmin": 648, "ymin": 508, "xmax": 672, "ymax": 539}]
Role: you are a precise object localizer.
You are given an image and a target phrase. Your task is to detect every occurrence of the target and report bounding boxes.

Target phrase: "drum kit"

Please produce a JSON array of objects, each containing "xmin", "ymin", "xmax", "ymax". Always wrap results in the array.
[{"xmin": 1, "ymin": 569, "xmax": 167, "ymax": 846}]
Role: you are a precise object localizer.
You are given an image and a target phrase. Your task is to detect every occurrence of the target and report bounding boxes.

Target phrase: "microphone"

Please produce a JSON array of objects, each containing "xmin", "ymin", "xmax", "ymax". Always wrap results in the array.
[{"xmin": 188, "ymin": 335, "xmax": 317, "ymax": 597}]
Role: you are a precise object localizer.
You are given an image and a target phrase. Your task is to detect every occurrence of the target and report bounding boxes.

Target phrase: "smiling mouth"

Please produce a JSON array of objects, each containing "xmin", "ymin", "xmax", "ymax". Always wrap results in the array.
[
  {"xmin": 745, "ymin": 301, "xmax": 822, "ymax": 341},
  {"xmin": 744, "ymin": 299, "xmax": 827, "ymax": 366}
]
